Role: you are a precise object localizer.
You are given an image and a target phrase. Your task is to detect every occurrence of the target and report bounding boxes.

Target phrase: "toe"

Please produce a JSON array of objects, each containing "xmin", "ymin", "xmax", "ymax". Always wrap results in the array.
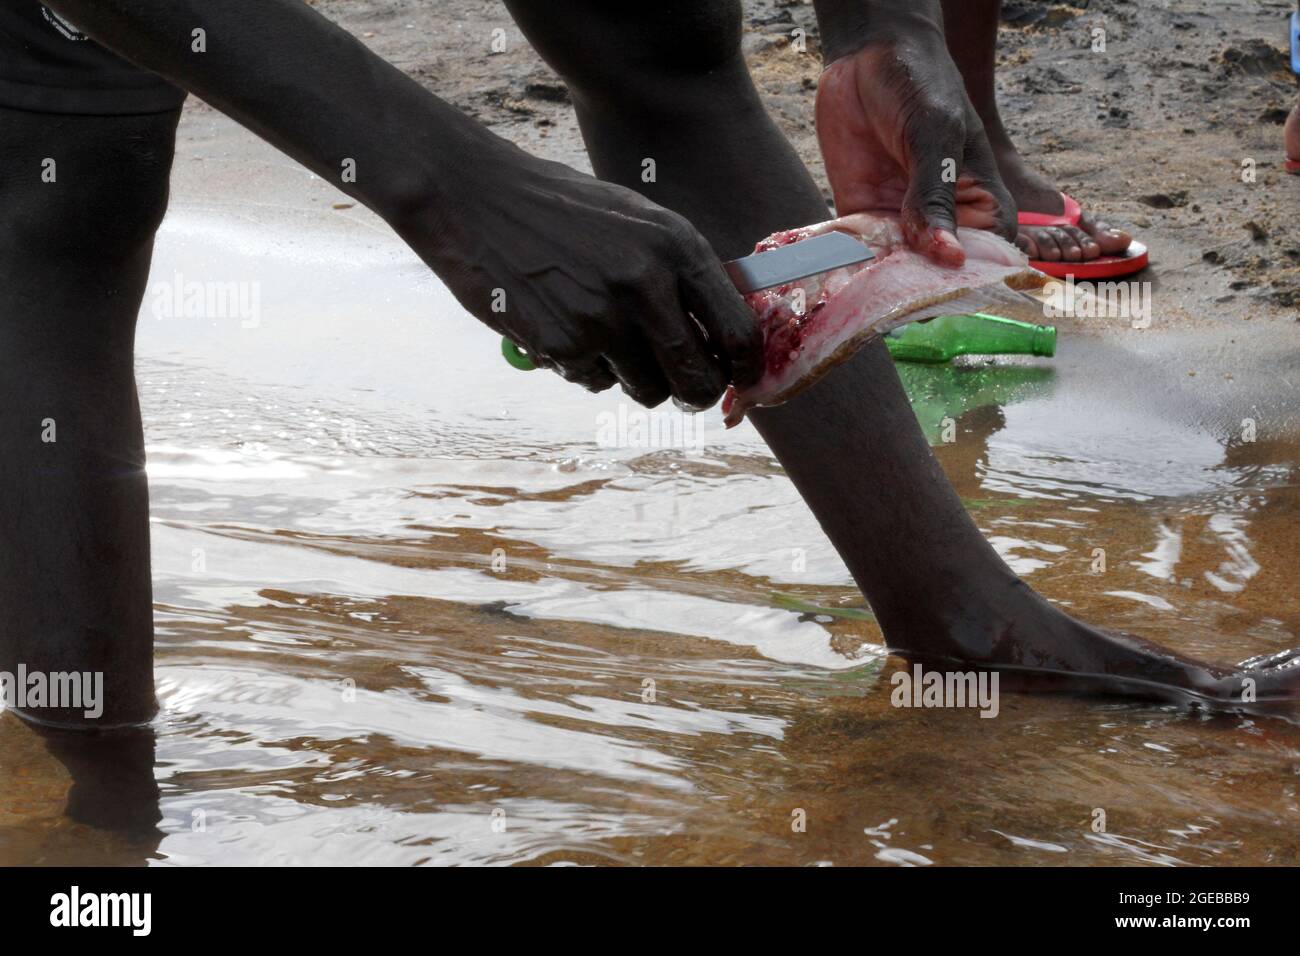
[
  {"xmin": 1232, "ymin": 647, "xmax": 1300, "ymax": 702},
  {"xmin": 1238, "ymin": 647, "xmax": 1300, "ymax": 672},
  {"xmin": 1054, "ymin": 226, "xmax": 1086, "ymax": 262},
  {"xmin": 1078, "ymin": 210, "xmax": 1131, "ymax": 256},
  {"xmin": 1025, "ymin": 226, "xmax": 1061, "ymax": 261},
  {"xmin": 1071, "ymin": 225, "xmax": 1101, "ymax": 260}
]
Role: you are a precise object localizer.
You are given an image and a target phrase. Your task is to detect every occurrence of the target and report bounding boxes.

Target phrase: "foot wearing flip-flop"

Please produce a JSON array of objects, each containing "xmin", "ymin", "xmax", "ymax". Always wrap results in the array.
[
  {"xmin": 998, "ymin": 157, "xmax": 1130, "ymax": 262},
  {"xmin": 936, "ymin": 0, "xmax": 1146, "ymax": 277},
  {"xmin": 993, "ymin": 149, "xmax": 1148, "ymax": 278}
]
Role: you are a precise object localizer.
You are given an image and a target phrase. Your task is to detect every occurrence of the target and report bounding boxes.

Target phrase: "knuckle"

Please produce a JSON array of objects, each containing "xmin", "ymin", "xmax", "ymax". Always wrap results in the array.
[
  {"xmin": 656, "ymin": 331, "xmax": 699, "ymax": 364},
  {"xmin": 942, "ymin": 108, "xmax": 966, "ymax": 135},
  {"xmin": 922, "ymin": 186, "xmax": 955, "ymax": 208},
  {"xmin": 621, "ymin": 266, "xmax": 667, "ymax": 299},
  {"xmin": 542, "ymin": 328, "xmax": 604, "ymax": 367},
  {"xmin": 675, "ymin": 387, "xmax": 723, "ymax": 413},
  {"xmin": 909, "ymin": 99, "xmax": 964, "ymax": 139},
  {"xmin": 931, "ymin": 102, "xmax": 967, "ymax": 137},
  {"xmin": 675, "ymin": 369, "xmax": 726, "ymax": 410},
  {"xmin": 627, "ymin": 384, "xmax": 670, "ymax": 409},
  {"xmin": 650, "ymin": 210, "xmax": 698, "ymax": 254}
]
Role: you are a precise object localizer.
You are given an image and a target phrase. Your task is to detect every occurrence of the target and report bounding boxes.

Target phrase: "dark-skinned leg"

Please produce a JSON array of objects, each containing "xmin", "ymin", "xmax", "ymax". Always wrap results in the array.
[
  {"xmin": 503, "ymin": 0, "xmax": 1300, "ymax": 703},
  {"xmin": 1287, "ymin": 97, "xmax": 1300, "ymax": 164},
  {"xmin": 939, "ymin": 0, "xmax": 1132, "ymax": 264},
  {"xmin": 0, "ymin": 105, "xmax": 180, "ymax": 728},
  {"xmin": 1285, "ymin": 2, "xmax": 1299, "ymax": 167}
]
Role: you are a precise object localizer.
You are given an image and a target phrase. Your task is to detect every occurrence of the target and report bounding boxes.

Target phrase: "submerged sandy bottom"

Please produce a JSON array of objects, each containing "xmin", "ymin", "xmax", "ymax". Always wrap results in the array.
[{"xmin": 2, "ymin": 118, "xmax": 1298, "ymax": 866}]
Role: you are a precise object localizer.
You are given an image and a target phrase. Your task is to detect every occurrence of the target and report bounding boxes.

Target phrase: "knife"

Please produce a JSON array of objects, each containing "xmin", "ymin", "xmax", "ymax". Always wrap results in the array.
[{"xmin": 501, "ymin": 230, "xmax": 874, "ymax": 371}]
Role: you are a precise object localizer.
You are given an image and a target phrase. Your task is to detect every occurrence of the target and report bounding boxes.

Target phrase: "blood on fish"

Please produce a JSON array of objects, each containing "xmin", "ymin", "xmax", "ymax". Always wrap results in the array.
[{"xmin": 723, "ymin": 212, "xmax": 1050, "ymax": 427}]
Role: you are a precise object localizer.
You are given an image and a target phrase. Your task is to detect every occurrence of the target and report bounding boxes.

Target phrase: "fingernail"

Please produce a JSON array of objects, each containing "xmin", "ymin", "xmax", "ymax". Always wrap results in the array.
[{"xmin": 933, "ymin": 230, "xmax": 965, "ymax": 266}]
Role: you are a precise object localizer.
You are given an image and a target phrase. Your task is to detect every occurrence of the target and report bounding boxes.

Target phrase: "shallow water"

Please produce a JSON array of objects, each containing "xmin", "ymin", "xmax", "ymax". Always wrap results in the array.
[{"xmin": 2, "ymin": 203, "xmax": 1298, "ymax": 867}]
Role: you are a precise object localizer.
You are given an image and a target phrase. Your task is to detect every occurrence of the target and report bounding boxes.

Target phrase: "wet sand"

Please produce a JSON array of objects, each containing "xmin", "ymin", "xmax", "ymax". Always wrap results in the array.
[{"xmin": 1, "ymin": 1, "xmax": 1299, "ymax": 866}]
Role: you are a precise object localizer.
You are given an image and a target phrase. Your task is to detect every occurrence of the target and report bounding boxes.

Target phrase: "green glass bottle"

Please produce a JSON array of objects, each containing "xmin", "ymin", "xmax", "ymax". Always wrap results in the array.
[{"xmin": 885, "ymin": 313, "xmax": 1055, "ymax": 364}]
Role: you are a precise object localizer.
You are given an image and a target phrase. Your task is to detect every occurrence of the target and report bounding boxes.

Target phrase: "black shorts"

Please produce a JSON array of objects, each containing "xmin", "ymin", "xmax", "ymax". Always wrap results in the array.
[{"xmin": 0, "ymin": 2, "xmax": 185, "ymax": 114}]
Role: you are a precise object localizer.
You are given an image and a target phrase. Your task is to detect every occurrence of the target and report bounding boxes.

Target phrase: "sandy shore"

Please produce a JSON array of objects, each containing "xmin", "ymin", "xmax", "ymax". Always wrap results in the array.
[{"xmin": 205, "ymin": 0, "xmax": 1300, "ymax": 326}]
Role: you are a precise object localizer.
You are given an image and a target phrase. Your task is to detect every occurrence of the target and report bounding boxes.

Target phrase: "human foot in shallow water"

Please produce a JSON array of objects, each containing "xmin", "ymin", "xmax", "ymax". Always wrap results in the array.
[
  {"xmin": 750, "ymin": 336, "xmax": 1300, "ymax": 708},
  {"xmin": 885, "ymin": 581, "xmax": 1300, "ymax": 707}
]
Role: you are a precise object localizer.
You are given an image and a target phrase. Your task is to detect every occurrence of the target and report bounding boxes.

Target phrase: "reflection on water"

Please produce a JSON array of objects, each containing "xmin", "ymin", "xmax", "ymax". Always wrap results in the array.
[{"xmin": 2, "ymin": 210, "xmax": 1298, "ymax": 866}]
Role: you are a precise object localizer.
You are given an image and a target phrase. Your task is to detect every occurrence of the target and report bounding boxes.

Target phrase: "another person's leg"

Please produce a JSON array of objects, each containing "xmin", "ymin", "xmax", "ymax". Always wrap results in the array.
[
  {"xmin": 1288, "ymin": 98, "xmax": 1300, "ymax": 170},
  {"xmin": 1290, "ymin": 2, "xmax": 1300, "ymax": 171},
  {"xmin": 0, "ymin": 105, "xmax": 181, "ymax": 727},
  {"xmin": 504, "ymin": 0, "xmax": 1300, "ymax": 702},
  {"xmin": 940, "ymin": 0, "xmax": 1132, "ymax": 264},
  {"xmin": 1287, "ymin": 32, "xmax": 1300, "ymax": 176}
]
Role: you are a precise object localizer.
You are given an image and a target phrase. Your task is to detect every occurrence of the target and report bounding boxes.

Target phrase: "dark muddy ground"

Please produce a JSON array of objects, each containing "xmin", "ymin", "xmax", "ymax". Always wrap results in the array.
[{"xmin": 288, "ymin": 0, "xmax": 1300, "ymax": 318}]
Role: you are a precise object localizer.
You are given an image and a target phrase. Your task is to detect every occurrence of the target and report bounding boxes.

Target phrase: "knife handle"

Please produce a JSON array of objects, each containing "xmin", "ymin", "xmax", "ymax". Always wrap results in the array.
[{"xmin": 502, "ymin": 337, "xmax": 538, "ymax": 371}]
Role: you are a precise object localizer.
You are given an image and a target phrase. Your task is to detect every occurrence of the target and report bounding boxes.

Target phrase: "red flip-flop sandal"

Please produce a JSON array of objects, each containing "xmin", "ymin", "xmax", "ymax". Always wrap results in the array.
[
  {"xmin": 1018, "ymin": 192, "xmax": 1149, "ymax": 279},
  {"xmin": 1287, "ymin": 157, "xmax": 1300, "ymax": 174}
]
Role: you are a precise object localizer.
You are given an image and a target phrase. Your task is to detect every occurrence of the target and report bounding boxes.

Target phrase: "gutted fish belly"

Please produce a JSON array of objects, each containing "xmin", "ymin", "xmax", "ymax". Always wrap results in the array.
[{"xmin": 721, "ymin": 213, "xmax": 1050, "ymax": 427}]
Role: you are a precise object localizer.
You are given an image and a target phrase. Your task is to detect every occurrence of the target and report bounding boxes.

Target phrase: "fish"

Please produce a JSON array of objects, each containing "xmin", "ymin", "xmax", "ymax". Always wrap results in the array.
[{"xmin": 720, "ymin": 213, "xmax": 1050, "ymax": 427}]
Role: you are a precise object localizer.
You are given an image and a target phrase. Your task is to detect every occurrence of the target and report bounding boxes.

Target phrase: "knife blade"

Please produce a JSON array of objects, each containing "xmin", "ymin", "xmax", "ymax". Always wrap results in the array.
[{"xmin": 723, "ymin": 230, "xmax": 874, "ymax": 294}]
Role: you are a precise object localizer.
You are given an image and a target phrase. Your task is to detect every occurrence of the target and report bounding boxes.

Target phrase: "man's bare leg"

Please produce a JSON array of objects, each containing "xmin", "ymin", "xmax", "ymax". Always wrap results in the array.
[
  {"xmin": 504, "ymin": 0, "xmax": 1300, "ymax": 703},
  {"xmin": 0, "ymin": 105, "xmax": 180, "ymax": 728}
]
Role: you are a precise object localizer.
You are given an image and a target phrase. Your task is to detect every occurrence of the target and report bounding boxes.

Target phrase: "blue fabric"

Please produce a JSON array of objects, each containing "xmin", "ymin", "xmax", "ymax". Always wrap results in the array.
[{"xmin": 1291, "ymin": 10, "xmax": 1300, "ymax": 75}]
